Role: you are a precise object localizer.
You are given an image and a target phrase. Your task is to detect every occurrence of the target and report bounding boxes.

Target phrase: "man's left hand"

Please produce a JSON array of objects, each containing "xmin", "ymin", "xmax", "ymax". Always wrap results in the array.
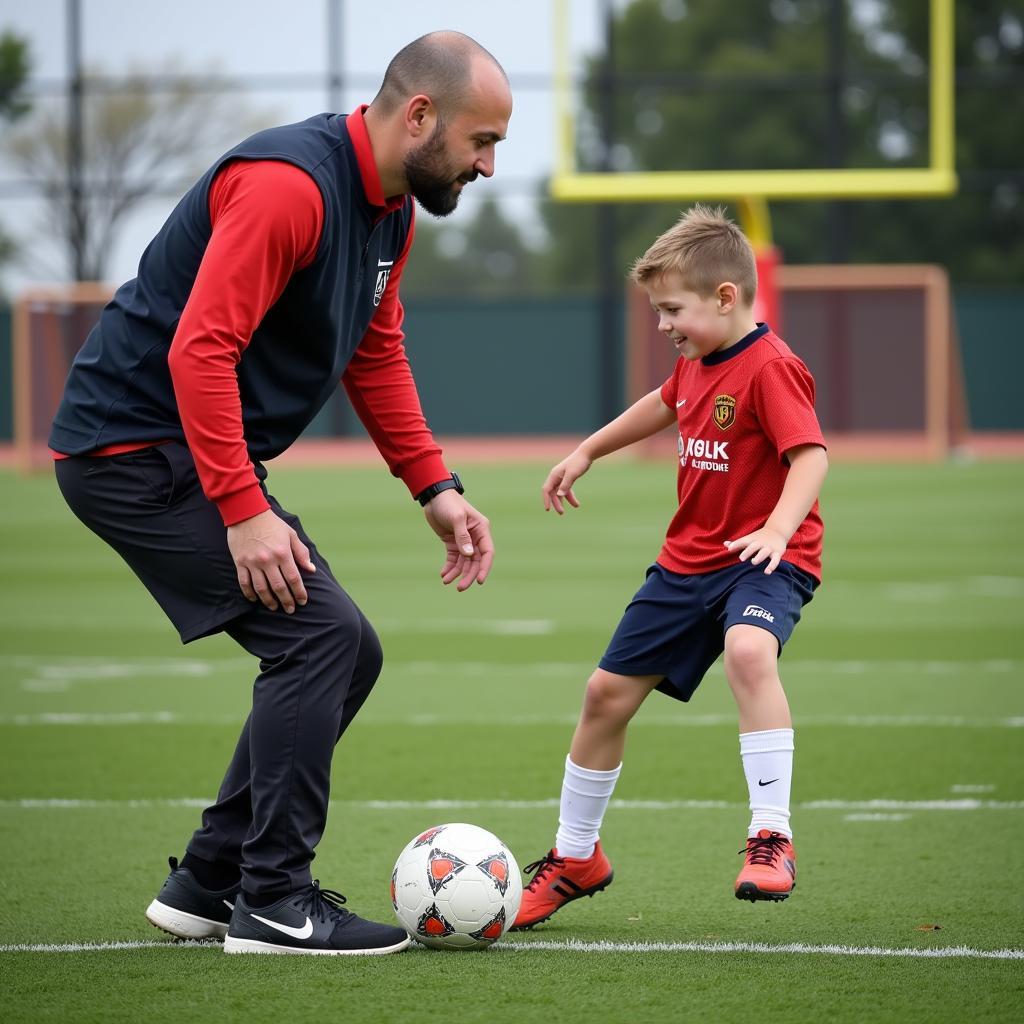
[{"xmin": 423, "ymin": 490, "xmax": 494, "ymax": 591}]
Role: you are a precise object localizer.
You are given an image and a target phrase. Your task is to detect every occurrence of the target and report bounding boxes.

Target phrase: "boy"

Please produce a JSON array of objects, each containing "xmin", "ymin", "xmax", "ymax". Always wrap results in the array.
[{"xmin": 511, "ymin": 204, "xmax": 827, "ymax": 930}]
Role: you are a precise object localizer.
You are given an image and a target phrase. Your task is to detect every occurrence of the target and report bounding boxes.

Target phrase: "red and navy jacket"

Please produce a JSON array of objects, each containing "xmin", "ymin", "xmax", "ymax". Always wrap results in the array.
[{"xmin": 50, "ymin": 107, "xmax": 448, "ymax": 524}]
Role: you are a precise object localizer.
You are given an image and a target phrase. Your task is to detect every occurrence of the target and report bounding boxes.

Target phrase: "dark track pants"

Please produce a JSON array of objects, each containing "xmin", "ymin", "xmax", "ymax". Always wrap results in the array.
[{"xmin": 55, "ymin": 442, "xmax": 382, "ymax": 894}]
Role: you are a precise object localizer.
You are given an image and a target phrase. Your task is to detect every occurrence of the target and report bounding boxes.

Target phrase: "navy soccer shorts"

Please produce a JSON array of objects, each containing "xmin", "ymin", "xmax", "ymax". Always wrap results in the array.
[{"xmin": 598, "ymin": 560, "xmax": 818, "ymax": 702}]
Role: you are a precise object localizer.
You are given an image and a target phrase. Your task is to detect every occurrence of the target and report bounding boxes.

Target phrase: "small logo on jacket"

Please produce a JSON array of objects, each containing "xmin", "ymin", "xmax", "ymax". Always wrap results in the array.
[
  {"xmin": 373, "ymin": 259, "xmax": 394, "ymax": 307},
  {"xmin": 742, "ymin": 605, "xmax": 775, "ymax": 623}
]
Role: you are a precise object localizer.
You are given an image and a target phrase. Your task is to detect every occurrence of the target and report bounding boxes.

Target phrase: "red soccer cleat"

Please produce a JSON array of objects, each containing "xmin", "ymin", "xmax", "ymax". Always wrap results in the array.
[
  {"xmin": 734, "ymin": 829, "xmax": 797, "ymax": 902},
  {"xmin": 510, "ymin": 842, "xmax": 614, "ymax": 930}
]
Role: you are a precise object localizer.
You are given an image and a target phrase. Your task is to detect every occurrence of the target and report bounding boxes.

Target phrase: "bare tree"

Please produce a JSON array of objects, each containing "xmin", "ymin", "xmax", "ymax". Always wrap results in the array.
[{"xmin": 7, "ymin": 62, "xmax": 275, "ymax": 281}]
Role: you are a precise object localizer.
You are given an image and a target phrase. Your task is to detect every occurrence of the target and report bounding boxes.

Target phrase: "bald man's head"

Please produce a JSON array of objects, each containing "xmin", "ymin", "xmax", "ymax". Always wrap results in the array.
[{"xmin": 371, "ymin": 31, "xmax": 508, "ymax": 120}]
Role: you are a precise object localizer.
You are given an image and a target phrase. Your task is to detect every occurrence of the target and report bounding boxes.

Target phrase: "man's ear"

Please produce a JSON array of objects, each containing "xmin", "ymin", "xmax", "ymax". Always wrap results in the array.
[
  {"xmin": 404, "ymin": 95, "xmax": 436, "ymax": 138},
  {"xmin": 717, "ymin": 282, "xmax": 739, "ymax": 314}
]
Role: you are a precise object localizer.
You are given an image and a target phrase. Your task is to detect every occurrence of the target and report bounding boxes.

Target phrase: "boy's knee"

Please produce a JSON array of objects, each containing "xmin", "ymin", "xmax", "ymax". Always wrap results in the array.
[
  {"xmin": 724, "ymin": 625, "xmax": 779, "ymax": 685},
  {"xmin": 581, "ymin": 670, "xmax": 636, "ymax": 724}
]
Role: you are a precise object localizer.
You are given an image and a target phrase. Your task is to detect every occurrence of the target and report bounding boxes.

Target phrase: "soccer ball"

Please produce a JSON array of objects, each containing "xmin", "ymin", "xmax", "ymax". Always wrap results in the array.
[{"xmin": 390, "ymin": 822, "xmax": 522, "ymax": 950}]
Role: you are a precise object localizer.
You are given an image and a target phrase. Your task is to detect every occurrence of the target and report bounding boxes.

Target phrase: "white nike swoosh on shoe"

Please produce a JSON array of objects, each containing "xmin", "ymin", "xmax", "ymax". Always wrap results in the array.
[
  {"xmin": 251, "ymin": 913, "xmax": 314, "ymax": 940},
  {"xmin": 222, "ymin": 900, "xmax": 235, "ymax": 911}
]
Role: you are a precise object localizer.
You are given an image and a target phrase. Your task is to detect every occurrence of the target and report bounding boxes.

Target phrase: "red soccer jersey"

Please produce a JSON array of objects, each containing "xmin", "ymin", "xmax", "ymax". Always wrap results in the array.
[{"xmin": 657, "ymin": 325, "xmax": 825, "ymax": 580}]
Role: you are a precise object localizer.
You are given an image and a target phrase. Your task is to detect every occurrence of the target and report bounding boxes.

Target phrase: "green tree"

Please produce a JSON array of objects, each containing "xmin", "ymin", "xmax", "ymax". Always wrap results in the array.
[
  {"xmin": 0, "ymin": 30, "xmax": 32, "ymax": 272},
  {"xmin": 401, "ymin": 196, "xmax": 538, "ymax": 297},
  {"xmin": 844, "ymin": 0, "xmax": 1024, "ymax": 281}
]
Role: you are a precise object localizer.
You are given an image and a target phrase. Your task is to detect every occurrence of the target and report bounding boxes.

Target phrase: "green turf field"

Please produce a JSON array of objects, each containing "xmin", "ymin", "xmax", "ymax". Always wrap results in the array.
[{"xmin": 1, "ymin": 458, "xmax": 1022, "ymax": 1023}]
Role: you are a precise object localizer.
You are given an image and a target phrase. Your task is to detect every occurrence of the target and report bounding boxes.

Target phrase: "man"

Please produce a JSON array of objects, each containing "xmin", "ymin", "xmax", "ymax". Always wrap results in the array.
[{"xmin": 50, "ymin": 31, "xmax": 513, "ymax": 956}]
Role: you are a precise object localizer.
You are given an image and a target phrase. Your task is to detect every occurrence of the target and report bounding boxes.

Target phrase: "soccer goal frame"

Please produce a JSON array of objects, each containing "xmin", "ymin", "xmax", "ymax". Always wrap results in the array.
[{"xmin": 13, "ymin": 282, "xmax": 114, "ymax": 472}]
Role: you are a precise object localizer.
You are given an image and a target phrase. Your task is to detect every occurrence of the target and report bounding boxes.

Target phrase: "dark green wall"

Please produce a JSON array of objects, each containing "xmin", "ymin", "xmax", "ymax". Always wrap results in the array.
[
  {"xmin": 305, "ymin": 296, "xmax": 618, "ymax": 438},
  {"xmin": 1, "ymin": 291, "xmax": 1021, "ymax": 442},
  {"xmin": 954, "ymin": 290, "xmax": 1024, "ymax": 431}
]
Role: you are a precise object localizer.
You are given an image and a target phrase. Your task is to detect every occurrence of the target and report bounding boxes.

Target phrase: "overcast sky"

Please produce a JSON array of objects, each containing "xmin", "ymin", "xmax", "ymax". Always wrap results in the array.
[{"xmin": 1, "ymin": 0, "xmax": 620, "ymax": 291}]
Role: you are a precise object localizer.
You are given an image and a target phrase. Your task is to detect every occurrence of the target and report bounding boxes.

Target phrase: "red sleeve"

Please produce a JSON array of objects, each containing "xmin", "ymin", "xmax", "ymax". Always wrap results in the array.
[
  {"xmin": 753, "ymin": 357, "xmax": 827, "ymax": 459},
  {"xmin": 342, "ymin": 207, "xmax": 450, "ymax": 497},
  {"xmin": 660, "ymin": 362, "xmax": 681, "ymax": 408},
  {"xmin": 167, "ymin": 159, "xmax": 323, "ymax": 525}
]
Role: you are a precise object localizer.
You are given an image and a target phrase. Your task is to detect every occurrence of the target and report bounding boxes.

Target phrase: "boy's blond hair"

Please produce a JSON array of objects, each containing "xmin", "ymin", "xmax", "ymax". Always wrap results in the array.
[{"xmin": 629, "ymin": 204, "xmax": 757, "ymax": 306}]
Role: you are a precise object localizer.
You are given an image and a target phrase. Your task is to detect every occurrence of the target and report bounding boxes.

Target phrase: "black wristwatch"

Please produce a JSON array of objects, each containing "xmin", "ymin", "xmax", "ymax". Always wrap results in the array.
[{"xmin": 415, "ymin": 472, "xmax": 464, "ymax": 507}]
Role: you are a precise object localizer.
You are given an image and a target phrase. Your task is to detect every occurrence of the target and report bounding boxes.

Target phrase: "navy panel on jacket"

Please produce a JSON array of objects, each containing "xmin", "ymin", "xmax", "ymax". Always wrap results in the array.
[{"xmin": 49, "ymin": 114, "xmax": 413, "ymax": 461}]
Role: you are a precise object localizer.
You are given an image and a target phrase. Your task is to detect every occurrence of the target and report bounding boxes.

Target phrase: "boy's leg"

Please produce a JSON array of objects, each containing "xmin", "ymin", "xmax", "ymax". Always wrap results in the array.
[
  {"xmin": 721, "ymin": 562, "xmax": 816, "ymax": 901},
  {"xmin": 512, "ymin": 670, "xmax": 659, "ymax": 930},
  {"xmin": 559, "ymin": 668, "xmax": 662, "ymax": 855},
  {"xmin": 724, "ymin": 624, "xmax": 794, "ymax": 838}
]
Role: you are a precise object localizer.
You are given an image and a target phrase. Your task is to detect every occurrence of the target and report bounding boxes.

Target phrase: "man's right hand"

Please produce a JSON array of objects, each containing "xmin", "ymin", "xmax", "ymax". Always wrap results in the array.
[{"xmin": 226, "ymin": 509, "xmax": 316, "ymax": 612}]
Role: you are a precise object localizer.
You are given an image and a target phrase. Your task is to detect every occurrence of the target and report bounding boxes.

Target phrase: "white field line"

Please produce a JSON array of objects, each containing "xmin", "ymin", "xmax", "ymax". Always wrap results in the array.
[
  {"xmin": 4, "ymin": 654, "xmax": 1021, "ymax": 694},
  {"xmin": 2, "ymin": 798, "xmax": 1022, "ymax": 812},
  {"xmin": 2, "ymin": 711, "xmax": 1022, "ymax": 727},
  {"xmin": 1, "ymin": 654, "xmax": 1020, "ymax": 679},
  {"xmin": 1, "ymin": 937, "xmax": 1021, "ymax": 960}
]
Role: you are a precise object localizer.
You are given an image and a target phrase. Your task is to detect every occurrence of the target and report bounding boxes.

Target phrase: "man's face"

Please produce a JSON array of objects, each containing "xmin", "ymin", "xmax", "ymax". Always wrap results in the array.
[
  {"xmin": 403, "ymin": 120, "xmax": 472, "ymax": 217},
  {"xmin": 404, "ymin": 60, "xmax": 512, "ymax": 218}
]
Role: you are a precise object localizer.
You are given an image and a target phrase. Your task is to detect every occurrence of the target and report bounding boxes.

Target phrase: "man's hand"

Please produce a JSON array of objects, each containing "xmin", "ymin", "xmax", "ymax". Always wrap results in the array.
[
  {"xmin": 724, "ymin": 527, "xmax": 788, "ymax": 575},
  {"xmin": 423, "ymin": 490, "xmax": 494, "ymax": 591},
  {"xmin": 541, "ymin": 449, "xmax": 593, "ymax": 514},
  {"xmin": 227, "ymin": 508, "xmax": 316, "ymax": 612}
]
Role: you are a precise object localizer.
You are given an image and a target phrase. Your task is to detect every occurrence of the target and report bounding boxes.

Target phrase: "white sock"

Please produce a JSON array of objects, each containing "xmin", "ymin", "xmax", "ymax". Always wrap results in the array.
[
  {"xmin": 554, "ymin": 755, "xmax": 621, "ymax": 859},
  {"xmin": 740, "ymin": 729, "xmax": 794, "ymax": 838}
]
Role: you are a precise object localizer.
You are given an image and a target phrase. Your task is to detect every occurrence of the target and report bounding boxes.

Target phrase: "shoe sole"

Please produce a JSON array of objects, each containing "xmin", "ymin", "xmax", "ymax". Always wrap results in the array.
[
  {"xmin": 508, "ymin": 871, "xmax": 614, "ymax": 931},
  {"xmin": 146, "ymin": 898, "xmax": 230, "ymax": 940},
  {"xmin": 734, "ymin": 880, "xmax": 795, "ymax": 903},
  {"xmin": 223, "ymin": 935, "xmax": 412, "ymax": 956}
]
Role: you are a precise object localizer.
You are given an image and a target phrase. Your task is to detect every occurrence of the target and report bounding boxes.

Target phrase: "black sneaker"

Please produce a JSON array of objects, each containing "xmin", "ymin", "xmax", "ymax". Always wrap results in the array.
[
  {"xmin": 145, "ymin": 856, "xmax": 240, "ymax": 940},
  {"xmin": 223, "ymin": 881, "xmax": 411, "ymax": 956}
]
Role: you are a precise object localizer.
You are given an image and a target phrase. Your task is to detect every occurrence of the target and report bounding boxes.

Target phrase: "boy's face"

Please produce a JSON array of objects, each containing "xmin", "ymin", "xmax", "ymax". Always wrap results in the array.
[{"xmin": 646, "ymin": 273, "xmax": 734, "ymax": 361}]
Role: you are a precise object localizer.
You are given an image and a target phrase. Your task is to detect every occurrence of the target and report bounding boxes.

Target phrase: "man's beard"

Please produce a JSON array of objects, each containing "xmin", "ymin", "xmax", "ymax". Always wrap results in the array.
[{"xmin": 404, "ymin": 122, "xmax": 476, "ymax": 218}]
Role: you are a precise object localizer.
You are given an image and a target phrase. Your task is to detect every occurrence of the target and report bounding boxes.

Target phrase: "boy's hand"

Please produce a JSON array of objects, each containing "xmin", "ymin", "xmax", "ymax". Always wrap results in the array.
[
  {"xmin": 724, "ymin": 528, "xmax": 788, "ymax": 575},
  {"xmin": 542, "ymin": 450, "xmax": 593, "ymax": 514}
]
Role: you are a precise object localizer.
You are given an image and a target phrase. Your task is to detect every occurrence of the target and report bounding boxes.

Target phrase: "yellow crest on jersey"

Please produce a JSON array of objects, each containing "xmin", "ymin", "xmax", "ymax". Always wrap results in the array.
[{"xmin": 713, "ymin": 394, "xmax": 736, "ymax": 430}]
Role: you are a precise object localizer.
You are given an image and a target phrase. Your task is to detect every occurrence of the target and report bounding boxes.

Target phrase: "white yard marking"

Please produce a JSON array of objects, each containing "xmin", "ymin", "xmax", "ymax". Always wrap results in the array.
[
  {"xmin": 2, "ymin": 655, "xmax": 1020, "ymax": 681},
  {"xmin": 3, "ymin": 711, "xmax": 1022, "ymax": 728},
  {"xmin": 843, "ymin": 813, "xmax": 912, "ymax": 822},
  {"xmin": 2, "ymin": 798, "xmax": 1022, "ymax": 812},
  {"xmin": 496, "ymin": 939, "xmax": 1024, "ymax": 960},
  {"xmin": 373, "ymin": 619, "xmax": 556, "ymax": 635},
  {"xmin": 0, "ymin": 937, "xmax": 1020, "ymax": 960},
  {"xmin": 0, "ymin": 655, "xmax": 250, "ymax": 693}
]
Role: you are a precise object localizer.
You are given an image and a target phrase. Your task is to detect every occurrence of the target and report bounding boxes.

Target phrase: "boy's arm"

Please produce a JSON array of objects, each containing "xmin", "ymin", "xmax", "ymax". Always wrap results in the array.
[
  {"xmin": 724, "ymin": 443, "xmax": 828, "ymax": 574},
  {"xmin": 543, "ymin": 388, "xmax": 676, "ymax": 514}
]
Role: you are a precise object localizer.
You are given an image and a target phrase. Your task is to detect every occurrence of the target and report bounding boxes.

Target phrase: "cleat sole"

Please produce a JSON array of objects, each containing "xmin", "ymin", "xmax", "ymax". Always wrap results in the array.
[{"xmin": 734, "ymin": 880, "xmax": 795, "ymax": 903}]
